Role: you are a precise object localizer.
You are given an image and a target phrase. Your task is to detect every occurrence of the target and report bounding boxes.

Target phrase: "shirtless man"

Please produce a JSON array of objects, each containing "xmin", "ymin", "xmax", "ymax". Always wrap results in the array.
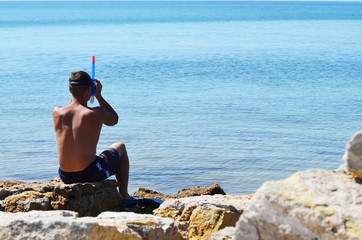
[{"xmin": 53, "ymin": 71, "xmax": 130, "ymax": 199}]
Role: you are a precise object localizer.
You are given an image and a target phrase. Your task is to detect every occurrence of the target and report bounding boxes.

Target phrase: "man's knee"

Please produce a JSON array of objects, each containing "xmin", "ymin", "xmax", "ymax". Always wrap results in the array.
[
  {"xmin": 110, "ymin": 142, "xmax": 126, "ymax": 156},
  {"xmin": 110, "ymin": 142, "xmax": 124, "ymax": 149}
]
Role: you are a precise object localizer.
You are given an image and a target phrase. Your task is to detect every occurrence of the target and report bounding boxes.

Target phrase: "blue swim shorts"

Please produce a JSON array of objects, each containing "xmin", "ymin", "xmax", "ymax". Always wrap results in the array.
[{"xmin": 58, "ymin": 148, "xmax": 120, "ymax": 184}]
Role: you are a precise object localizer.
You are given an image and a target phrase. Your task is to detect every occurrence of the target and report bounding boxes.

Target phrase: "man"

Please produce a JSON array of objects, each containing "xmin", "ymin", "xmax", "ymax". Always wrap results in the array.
[{"xmin": 53, "ymin": 71, "xmax": 130, "ymax": 199}]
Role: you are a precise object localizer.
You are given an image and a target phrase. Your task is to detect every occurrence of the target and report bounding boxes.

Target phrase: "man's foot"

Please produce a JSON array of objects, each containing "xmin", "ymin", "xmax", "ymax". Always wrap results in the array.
[
  {"xmin": 119, "ymin": 189, "xmax": 131, "ymax": 200},
  {"xmin": 120, "ymin": 196, "xmax": 164, "ymax": 208},
  {"xmin": 120, "ymin": 196, "xmax": 139, "ymax": 207}
]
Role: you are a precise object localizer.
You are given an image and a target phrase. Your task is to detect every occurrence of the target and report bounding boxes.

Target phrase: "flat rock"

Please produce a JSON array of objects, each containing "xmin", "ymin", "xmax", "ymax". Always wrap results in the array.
[
  {"xmin": 169, "ymin": 184, "xmax": 226, "ymax": 198},
  {"xmin": 154, "ymin": 194, "xmax": 252, "ymax": 240},
  {"xmin": 0, "ymin": 178, "xmax": 122, "ymax": 216},
  {"xmin": 234, "ymin": 169, "xmax": 362, "ymax": 240},
  {"xmin": 0, "ymin": 210, "xmax": 183, "ymax": 240},
  {"xmin": 133, "ymin": 184, "xmax": 226, "ymax": 200}
]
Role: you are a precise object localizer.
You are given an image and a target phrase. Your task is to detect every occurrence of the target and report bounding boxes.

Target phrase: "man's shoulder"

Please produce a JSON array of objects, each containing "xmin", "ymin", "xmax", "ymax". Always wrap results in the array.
[
  {"xmin": 52, "ymin": 106, "xmax": 63, "ymax": 116},
  {"xmin": 85, "ymin": 106, "xmax": 110, "ymax": 123},
  {"xmin": 53, "ymin": 106, "xmax": 63, "ymax": 111},
  {"xmin": 88, "ymin": 106, "xmax": 107, "ymax": 115},
  {"xmin": 81, "ymin": 106, "xmax": 106, "ymax": 120}
]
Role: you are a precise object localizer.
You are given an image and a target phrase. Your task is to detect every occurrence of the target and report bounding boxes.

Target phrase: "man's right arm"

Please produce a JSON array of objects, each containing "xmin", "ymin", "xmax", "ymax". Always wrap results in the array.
[{"xmin": 94, "ymin": 79, "xmax": 119, "ymax": 126}]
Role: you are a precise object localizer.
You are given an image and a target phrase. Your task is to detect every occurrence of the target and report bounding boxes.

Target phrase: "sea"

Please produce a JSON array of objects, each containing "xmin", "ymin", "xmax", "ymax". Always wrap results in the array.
[{"xmin": 1, "ymin": 1, "xmax": 362, "ymax": 195}]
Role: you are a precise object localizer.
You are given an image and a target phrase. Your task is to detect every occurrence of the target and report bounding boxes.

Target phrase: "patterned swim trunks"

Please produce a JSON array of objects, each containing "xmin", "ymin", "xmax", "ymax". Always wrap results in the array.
[{"xmin": 58, "ymin": 148, "xmax": 120, "ymax": 184}]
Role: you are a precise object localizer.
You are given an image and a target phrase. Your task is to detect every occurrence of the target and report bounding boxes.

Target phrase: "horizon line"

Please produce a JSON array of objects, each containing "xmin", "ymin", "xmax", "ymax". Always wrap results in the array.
[{"xmin": 1, "ymin": 0, "xmax": 362, "ymax": 2}]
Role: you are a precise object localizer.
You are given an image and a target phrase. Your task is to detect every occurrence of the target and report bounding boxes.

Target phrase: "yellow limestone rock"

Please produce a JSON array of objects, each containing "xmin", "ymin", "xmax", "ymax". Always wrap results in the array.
[
  {"xmin": 154, "ymin": 195, "xmax": 251, "ymax": 240},
  {"xmin": 188, "ymin": 206, "xmax": 240, "ymax": 240},
  {"xmin": 234, "ymin": 169, "xmax": 362, "ymax": 240}
]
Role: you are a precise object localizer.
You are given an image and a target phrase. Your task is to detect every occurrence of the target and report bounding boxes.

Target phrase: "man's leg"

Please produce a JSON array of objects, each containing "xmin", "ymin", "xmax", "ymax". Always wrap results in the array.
[{"xmin": 109, "ymin": 142, "xmax": 130, "ymax": 199}]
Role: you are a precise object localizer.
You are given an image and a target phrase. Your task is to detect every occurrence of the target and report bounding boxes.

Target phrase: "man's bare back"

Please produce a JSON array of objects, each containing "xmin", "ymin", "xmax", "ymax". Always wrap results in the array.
[
  {"xmin": 53, "ymin": 71, "xmax": 130, "ymax": 199},
  {"xmin": 53, "ymin": 102, "xmax": 103, "ymax": 172}
]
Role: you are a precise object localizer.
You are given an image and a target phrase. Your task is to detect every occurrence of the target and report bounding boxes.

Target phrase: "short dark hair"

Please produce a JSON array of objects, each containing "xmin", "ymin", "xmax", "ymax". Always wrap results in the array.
[{"xmin": 69, "ymin": 71, "xmax": 92, "ymax": 97}]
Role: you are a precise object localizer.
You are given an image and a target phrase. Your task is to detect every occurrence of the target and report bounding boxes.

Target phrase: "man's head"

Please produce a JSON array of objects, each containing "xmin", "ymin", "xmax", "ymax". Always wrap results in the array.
[{"xmin": 69, "ymin": 71, "xmax": 93, "ymax": 98}]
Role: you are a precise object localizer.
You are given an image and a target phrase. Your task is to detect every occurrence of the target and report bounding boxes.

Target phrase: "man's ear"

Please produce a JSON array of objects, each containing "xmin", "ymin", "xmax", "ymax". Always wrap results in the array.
[
  {"xmin": 87, "ymin": 85, "xmax": 91, "ymax": 93},
  {"xmin": 69, "ymin": 87, "xmax": 72, "ymax": 94}
]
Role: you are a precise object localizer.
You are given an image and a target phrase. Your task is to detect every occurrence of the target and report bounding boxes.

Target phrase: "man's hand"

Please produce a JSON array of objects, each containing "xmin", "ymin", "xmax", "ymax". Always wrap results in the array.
[
  {"xmin": 92, "ymin": 78, "xmax": 118, "ymax": 126},
  {"xmin": 95, "ymin": 79, "xmax": 102, "ymax": 98}
]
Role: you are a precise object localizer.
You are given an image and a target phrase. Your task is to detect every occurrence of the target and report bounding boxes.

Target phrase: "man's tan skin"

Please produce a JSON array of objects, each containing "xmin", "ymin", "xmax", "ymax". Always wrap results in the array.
[{"xmin": 53, "ymin": 74, "xmax": 130, "ymax": 199}]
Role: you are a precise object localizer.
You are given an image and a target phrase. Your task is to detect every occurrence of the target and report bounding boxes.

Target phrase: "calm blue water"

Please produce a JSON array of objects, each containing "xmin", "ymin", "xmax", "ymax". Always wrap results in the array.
[{"xmin": 1, "ymin": 1, "xmax": 362, "ymax": 195}]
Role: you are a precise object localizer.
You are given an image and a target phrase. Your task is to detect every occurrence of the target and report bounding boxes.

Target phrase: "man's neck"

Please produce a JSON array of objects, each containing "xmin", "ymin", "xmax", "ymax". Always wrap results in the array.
[{"xmin": 70, "ymin": 97, "xmax": 88, "ymax": 107}]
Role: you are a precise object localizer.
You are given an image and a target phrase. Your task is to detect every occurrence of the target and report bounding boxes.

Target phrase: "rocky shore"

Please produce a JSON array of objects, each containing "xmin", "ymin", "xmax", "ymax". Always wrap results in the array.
[{"xmin": 1, "ymin": 130, "xmax": 362, "ymax": 239}]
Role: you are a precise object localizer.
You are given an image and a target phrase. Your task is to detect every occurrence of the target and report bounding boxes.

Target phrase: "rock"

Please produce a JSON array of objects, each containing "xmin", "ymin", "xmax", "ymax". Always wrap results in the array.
[
  {"xmin": 234, "ymin": 169, "xmax": 362, "ymax": 240},
  {"xmin": 154, "ymin": 194, "xmax": 252, "ymax": 240},
  {"xmin": 211, "ymin": 227, "xmax": 235, "ymax": 240},
  {"xmin": 0, "ymin": 178, "xmax": 122, "ymax": 216},
  {"xmin": 22, "ymin": 197, "xmax": 51, "ymax": 211},
  {"xmin": 0, "ymin": 210, "xmax": 183, "ymax": 240},
  {"xmin": 133, "ymin": 187, "xmax": 167, "ymax": 201},
  {"xmin": 97, "ymin": 212, "xmax": 183, "ymax": 240},
  {"xmin": 343, "ymin": 130, "xmax": 362, "ymax": 178},
  {"xmin": 133, "ymin": 184, "xmax": 226, "ymax": 200},
  {"xmin": 129, "ymin": 184, "xmax": 228, "ymax": 215},
  {"xmin": 0, "ymin": 180, "xmax": 228, "ymax": 217},
  {"xmin": 169, "ymin": 184, "xmax": 226, "ymax": 198}
]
